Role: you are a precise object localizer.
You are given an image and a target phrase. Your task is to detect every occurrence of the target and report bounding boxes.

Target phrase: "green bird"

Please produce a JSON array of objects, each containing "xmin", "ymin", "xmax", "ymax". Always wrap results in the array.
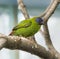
[{"xmin": 9, "ymin": 17, "xmax": 44, "ymax": 37}]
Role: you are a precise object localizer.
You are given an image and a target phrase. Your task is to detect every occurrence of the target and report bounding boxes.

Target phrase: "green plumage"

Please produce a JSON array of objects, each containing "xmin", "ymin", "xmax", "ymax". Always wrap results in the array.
[{"xmin": 10, "ymin": 17, "xmax": 42, "ymax": 37}]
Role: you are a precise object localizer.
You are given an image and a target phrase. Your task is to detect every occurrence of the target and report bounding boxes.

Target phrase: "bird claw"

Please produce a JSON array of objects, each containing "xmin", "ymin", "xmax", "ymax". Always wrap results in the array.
[{"xmin": 27, "ymin": 36, "xmax": 37, "ymax": 43}]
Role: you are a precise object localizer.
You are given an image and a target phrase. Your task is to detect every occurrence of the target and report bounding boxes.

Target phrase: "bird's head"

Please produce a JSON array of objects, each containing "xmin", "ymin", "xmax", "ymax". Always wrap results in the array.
[{"xmin": 36, "ymin": 17, "xmax": 44, "ymax": 25}]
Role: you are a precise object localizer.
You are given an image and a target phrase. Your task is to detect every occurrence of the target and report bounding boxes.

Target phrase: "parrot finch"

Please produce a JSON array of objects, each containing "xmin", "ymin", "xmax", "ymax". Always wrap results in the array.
[{"xmin": 9, "ymin": 17, "xmax": 44, "ymax": 37}]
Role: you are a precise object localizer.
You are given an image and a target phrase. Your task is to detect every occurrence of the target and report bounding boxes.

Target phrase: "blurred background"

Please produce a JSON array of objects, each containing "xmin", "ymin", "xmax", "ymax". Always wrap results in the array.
[{"xmin": 0, "ymin": 0, "xmax": 60, "ymax": 59}]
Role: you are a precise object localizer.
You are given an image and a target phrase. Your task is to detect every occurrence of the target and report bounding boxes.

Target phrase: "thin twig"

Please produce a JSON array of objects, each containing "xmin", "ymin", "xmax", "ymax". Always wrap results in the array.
[
  {"xmin": 42, "ymin": 0, "xmax": 58, "ymax": 49},
  {"xmin": 43, "ymin": 0, "xmax": 59, "ymax": 22},
  {"xmin": 43, "ymin": 0, "xmax": 59, "ymax": 51},
  {"xmin": 17, "ymin": 0, "xmax": 30, "ymax": 19},
  {"xmin": 39, "ymin": 0, "xmax": 54, "ymax": 17},
  {"xmin": 42, "ymin": 0, "xmax": 60, "ymax": 58}
]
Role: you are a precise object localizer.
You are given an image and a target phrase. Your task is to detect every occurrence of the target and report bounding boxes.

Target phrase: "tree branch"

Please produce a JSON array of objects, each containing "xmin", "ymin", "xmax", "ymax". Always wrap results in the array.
[
  {"xmin": 41, "ymin": 0, "xmax": 60, "ymax": 58},
  {"xmin": 17, "ymin": 0, "xmax": 30, "ymax": 19},
  {"xmin": 43, "ymin": 0, "xmax": 59, "ymax": 50},
  {"xmin": 0, "ymin": 38, "xmax": 7, "ymax": 49},
  {"xmin": 39, "ymin": 0, "xmax": 54, "ymax": 17},
  {"xmin": 0, "ymin": 33, "xmax": 53, "ymax": 59},
  {"xmin": 43, "ymin": 0, "xmax": 59, "ymax": 22},
  {"xmin": 58, "ymin": 0, "xmax": 60, "ymax": 2}
]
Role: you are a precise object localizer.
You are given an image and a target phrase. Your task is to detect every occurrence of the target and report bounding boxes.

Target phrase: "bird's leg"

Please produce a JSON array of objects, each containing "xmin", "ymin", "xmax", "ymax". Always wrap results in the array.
[{"xmin": 27, "ymin": 36, "xmax": 37, "ymax": 43}]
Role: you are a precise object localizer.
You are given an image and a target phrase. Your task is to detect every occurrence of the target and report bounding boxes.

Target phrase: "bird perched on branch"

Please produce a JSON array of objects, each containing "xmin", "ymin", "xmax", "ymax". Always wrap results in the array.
[{"xmin": 9, "ymin": 17, "xmax": 44, "ymax": 37}]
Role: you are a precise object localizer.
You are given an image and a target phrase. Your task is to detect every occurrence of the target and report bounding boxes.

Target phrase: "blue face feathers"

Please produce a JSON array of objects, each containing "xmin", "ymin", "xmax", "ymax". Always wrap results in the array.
[{"xmin": 36, "ymin": 17, "xmax": 43, "ymax": 25}]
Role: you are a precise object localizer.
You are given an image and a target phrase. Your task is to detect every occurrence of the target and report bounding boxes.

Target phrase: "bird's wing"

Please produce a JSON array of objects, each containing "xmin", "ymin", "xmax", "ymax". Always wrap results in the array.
[{"xmin": 13, "ymin": 20, "xmax": 32, "ymax": 30}]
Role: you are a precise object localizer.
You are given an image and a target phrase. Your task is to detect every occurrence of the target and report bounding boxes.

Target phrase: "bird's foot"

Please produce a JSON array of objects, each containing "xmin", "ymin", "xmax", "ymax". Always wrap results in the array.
[{"xmin": 27, "ymin": 36, "xmax": 37, "ymax": 43}]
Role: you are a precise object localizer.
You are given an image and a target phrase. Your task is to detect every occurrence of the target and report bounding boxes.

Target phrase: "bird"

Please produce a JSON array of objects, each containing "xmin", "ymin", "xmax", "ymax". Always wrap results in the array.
[{"xmin": 9, "ymin": 17, "xmax": 44, "ymax": 37}]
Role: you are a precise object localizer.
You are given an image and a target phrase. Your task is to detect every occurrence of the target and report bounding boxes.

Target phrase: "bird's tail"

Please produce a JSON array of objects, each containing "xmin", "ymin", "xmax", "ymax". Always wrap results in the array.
[{"xmin": 9, "ymin": 31, "xmax": 14, "ymax": 35}]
